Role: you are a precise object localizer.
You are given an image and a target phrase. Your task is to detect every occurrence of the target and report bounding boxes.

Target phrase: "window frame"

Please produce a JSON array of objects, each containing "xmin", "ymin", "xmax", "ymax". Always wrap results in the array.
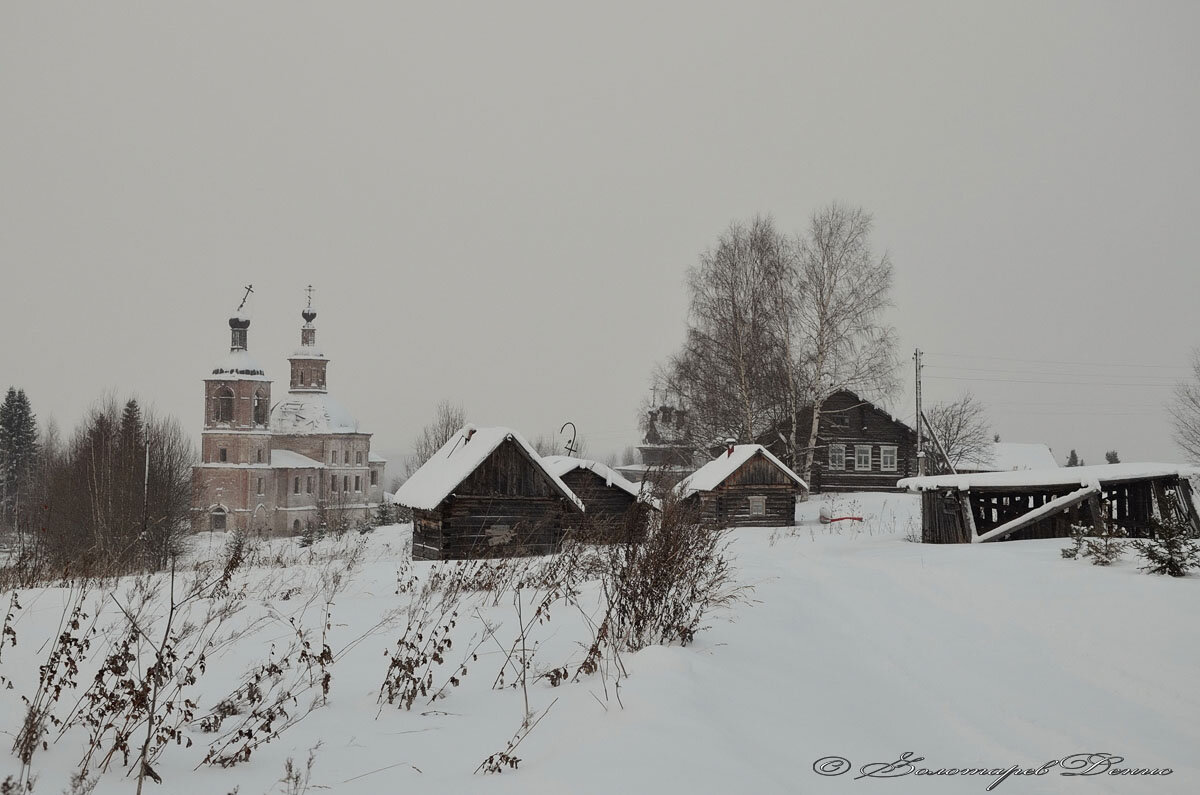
[
  {"xmin": 880, "ymin": 445, "xmax": 898, "ymax": 472},
  {"xmin": 855, "ymin": 445, "xmax": 873, "ymax": 471},
  {"xmin": 293, "ymin": 476, "xmax": 300, "ymax": 495},
  {"xmin": 219, "ymin": 447, "xmax": 227, "ymax": 463},
  {"xmin": 828, "ymin": 444, "xmax": 846, "ymax": 471},
  {"xmin": 748, "ymin": 495, "xmax": 767, "ymax": 517}
]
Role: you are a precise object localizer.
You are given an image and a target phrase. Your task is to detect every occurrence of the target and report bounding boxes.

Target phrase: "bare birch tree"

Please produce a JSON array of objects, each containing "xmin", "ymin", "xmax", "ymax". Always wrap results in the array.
[
  {"xmin": 404, "ymin": 401, "xmax": 467, "ymax": 479},
  {"xmin": 658, "ymin": 216, "xmax": 791, "ymax": 448},
  {"xmin": 794, "ymin": 203, "xmax": 898, "ymax": 484},
  {"xmin": 1169, "ymin": 349, "xmax": 1200, "ymax": 464},
  {"xmin": 924, "ymin": 391, "xmax": 992, "ymax": 473}
]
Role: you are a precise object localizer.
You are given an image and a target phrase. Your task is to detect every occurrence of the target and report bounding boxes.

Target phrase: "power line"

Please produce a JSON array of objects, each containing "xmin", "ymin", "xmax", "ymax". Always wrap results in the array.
[
  {"xmin": 925, "ymin": 351, "xmax": 1187, "ymax": 370},
  {"xmin": 925, "ymin": 375, "xmax": 1175, "ymax": 387},
  {"xmin": 925, "ymin": 365, "xmax": 1181, "ymax": 381}
]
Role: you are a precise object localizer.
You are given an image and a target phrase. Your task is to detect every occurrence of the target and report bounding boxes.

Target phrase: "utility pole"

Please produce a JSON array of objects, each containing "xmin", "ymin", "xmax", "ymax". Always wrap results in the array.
[{"xmin": 914, "ymin": 348, "xmax": 925, "ymax": 477}]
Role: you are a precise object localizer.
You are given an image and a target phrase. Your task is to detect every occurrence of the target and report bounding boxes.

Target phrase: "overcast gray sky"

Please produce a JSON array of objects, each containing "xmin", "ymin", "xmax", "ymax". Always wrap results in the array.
[{"xmin": 3, "ymin": 1, "xmax": 1198, "ymax": 471}]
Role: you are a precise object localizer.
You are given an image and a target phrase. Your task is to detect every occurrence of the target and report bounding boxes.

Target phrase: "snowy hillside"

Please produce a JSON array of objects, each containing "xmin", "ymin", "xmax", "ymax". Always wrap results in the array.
[{"xmin": 0, "ymin": 493, "xmax": 1195, "ymax": 794}]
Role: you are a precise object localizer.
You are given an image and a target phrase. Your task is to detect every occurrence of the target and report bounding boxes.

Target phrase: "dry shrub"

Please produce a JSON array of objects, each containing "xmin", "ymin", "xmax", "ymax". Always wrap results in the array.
[{"xmin": 601, "ymin": 494, "xmax": 745, "ymax": 651}]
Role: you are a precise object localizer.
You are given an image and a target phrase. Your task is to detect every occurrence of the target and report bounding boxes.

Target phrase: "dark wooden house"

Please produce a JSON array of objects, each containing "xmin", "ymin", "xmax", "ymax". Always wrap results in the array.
[
  {"xmin": 394, "ymin": 425, "xmax": 585, "ymax": 560},
  {"xmin": 900, "ymin": 463, "xmax": 1200, "ymax": 544},
  {"xmin": 542, "ymin": 456, "xmax": 658, "ymax": 542},
  {"xmin": 757, "ymin": 390, "xmax": 917, "ymax": 493},
  {"xmin": 676, "ymin": 443, "xmax": 808, "ymax": 528}
]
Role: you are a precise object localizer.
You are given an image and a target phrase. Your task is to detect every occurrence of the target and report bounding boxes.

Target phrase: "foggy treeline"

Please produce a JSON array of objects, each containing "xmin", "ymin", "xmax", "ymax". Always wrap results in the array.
[{"xmin": 0, "ymin": 390, "xmax": 195, "ymax": 578}]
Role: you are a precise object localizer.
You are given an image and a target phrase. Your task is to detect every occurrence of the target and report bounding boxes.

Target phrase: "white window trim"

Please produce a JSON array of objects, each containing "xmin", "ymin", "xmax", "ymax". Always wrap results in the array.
[
  {"xmin": 748, "ymin": 496, "xmax": 766, "ymax": 517},
  {"xmin": 855, "ymin": 445, "xmax": 872, "ymax": 471},
  {"xmin": 881, "ymin": 446, "xmax": 898, "ymax": 472},
  {"xmin": 828, "ymin": 444, "xmax": 846, "ymax": 471}
]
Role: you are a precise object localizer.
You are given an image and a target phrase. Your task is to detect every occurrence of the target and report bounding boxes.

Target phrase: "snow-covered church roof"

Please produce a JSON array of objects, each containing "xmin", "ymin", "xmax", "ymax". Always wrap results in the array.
[
  {"xmin": 675, "ymin": 444, "xmax": 808, "ymax": 498},
  {"xmin": 395, "ymin": 425, "xmax": 585, "ymax": 512},
  {"xmin": 208, "ymin": 349, "xmax": 269, "ymax": 381},
  {"xmin": 270, "ymin": 392, "xmax": 360, "ymax": 435}
]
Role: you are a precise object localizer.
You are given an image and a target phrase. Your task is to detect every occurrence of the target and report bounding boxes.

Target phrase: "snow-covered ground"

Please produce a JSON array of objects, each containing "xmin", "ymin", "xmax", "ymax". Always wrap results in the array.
[{"xmin": 1, "ymin": 492, "xmax": 1196, "ymax": 794}]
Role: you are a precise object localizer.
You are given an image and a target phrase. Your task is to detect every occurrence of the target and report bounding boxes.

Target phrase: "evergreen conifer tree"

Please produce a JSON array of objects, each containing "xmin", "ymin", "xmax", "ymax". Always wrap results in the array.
[{"xmin": 1134, "ymin": 517, "xmax": 1200, "ymax": 577}]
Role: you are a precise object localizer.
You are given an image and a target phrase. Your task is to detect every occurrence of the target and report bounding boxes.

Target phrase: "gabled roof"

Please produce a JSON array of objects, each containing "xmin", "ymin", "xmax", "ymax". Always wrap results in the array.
[
  {"xmin": 675, "ymin": 444, "xmax": 809, "ymax": 498},
  {"xmin": 899, "ymin": 462, "xmax": 1198, "ymax": 492},
  {"xmin": 542, "ymin": 455, "xmax": 661, "ymax": 509},
  {"xmin": 955, "ymin": 442, "xmax": 1058, "ymax": 473},
  {"xmin": 393, "ymin": 425, "xmax": 585, "ymax": 512}
]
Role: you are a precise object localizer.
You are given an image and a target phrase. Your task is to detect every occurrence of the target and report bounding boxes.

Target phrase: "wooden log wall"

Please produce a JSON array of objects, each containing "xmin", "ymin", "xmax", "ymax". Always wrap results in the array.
[{"xmin": 920, "ymin": 476, "xmax": 1180, "ymax": 544}]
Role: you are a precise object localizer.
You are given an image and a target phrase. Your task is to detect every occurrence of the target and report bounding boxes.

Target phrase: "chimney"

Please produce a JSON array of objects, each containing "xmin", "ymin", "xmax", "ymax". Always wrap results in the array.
[{"xmin": 725, "ymin": 438, "xmax": 736, "ymax": 457}]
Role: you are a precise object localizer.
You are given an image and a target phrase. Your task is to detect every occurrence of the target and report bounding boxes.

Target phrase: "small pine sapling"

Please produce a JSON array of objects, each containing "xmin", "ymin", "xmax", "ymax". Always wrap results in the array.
[{"xmin": 1134, "ymin": 517, "xmax": 1200, "ymax": 577}]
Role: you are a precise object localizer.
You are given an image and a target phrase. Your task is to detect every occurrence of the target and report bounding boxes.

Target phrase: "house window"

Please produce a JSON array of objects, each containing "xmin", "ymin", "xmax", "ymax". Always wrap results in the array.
[
  {"xmin": 214, "ymin": 386, "xmax": 234, "ymax": 423},
  {"xmin": 370, "ymin": 470, "xmax": 378, "ymax": 486},
  {"xmin": 210, "ymin": 509, "xmax": 226, "ymax": 531},
  {"xmin": 331, "ymin": 475, "xmax": 337, "ymax": 492},
  {"xmin": 219, "ymin": 448, "xmax": 227, "ymax": 463},
  {"xmin": 855, "ymin": 445, "xmax": 872, "ymax": 471},
  {"xmin": 256, "ymin": 449, "xmax": 263, "ymax": 463},
  {"xmin": 256, "ymin": 477, "xmax": 264, "ymax": 495},
  {"xmin": 344, "ymin": 450, "xmax": 350, "ymax": 465},
  {"xmin": 748, "ymin": 496, "xmax": 766, "ymax": 517},
  {"xmin": 829, "ymin": 413, "xmax": 849, "ymax": 431},
  {"xmin": 306, "ymin": 477, "xmax": 313, "ymax": 494},
  {"xmin": 330, "ymin": 450, "xmax": 336, "ymax": 464},
  {"xmin": 293, "ymin": 477, "xmax": 300, "ymax": 494},
  {"xmin": 828, "ymin": 445, "xmax": 845, "ymax": 470},
  {"xmin": 881, "ymin": 446, "xmax": 898, "ymax": 472},
  {"xmin": 343, "ymin": 475, "xmax": 350, "ymax": 492},
  {"xmin": 354, "ymin": 475, "xmax": 361, "ymax": 492},
  {"xmin": 356, "ymin": 451, "xmax": 363, "ymax": 465}
]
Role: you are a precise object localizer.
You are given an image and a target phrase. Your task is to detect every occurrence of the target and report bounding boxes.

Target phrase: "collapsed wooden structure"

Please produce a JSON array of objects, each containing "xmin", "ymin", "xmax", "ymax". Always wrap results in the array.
[
  {"xmin": 541, "ymin": 456, "xmax": 658, "ymax": 542},
  {"xmin": 393, "ymin": 425, "xmax": 585, "ymax": 560},
  {"xmin": 676, "ymin": 443, "xmax": 808, "ymax": 528},
  {"xmin": 899, "ymin": 463, "xmax": 1200, "ymax": 544}
]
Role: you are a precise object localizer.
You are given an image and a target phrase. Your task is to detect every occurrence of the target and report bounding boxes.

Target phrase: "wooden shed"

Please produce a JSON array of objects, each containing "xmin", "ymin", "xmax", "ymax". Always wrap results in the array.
[
  {"xmin": 394, "ymin": 425, "xmax": 585, "ymax": 560},
  {"xmin": 542, "ymin": 456, "xmax": 658, "ymax": 542},
  {"xmin": 899, "ymin": 463, "xmax": 1200, "ymax": 544},
  {"xmin": 675, "ymin": 443, "xmax": 808, "ymax": 528}
]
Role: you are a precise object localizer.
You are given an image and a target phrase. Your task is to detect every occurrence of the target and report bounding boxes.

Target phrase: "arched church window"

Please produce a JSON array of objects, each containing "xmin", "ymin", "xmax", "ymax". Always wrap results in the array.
[
  {"xmin": 215, "ymin": 387, "xmax": 235, "ymax": 423},
  {"xmin": 253, "ymin": 388, "xmax": 269, "ymax": 426}
]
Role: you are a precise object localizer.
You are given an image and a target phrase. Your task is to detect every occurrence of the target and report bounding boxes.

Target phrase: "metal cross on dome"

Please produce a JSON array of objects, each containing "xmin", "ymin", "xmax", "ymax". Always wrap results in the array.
[
  {"xmin": 236, "ymin": 284, "xmax": 254, "ymax": 312},
  {"xmin": 305, "ymin": 284, "xmax": 315, "ymax": 307}
]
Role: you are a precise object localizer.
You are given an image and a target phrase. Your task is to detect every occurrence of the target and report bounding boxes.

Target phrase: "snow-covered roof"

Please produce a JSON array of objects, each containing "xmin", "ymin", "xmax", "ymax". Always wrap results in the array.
[
  {"xmin": 368, "ymin": 451, "xmax": 387, "ymax": 463},
  {"xmin": 270, "ymin": 449, "xmax": 325, "ymax": 469},
  {"xmin": 208, "ymin": 349, "xmax": 269, "ymax": 381},
  {"xmin": 675, "ymin": 444, "xmax": 808, "ymax": 498},
  {"xmin": 542, "ymin": 455, "xmax": 659, "ymax": 508},
  {"xmin": 899, "ymin": 462, "xmax": 1199, "ymax": 492},
  {"xmin": 270, "ymin": 392, "xmax": 360, "ymax": 435},
  {"xmin": 955, "ymin": 442, "xmax": 1058, "ymax": 473},
  {"xmin": 393, "ymin": 425, "xmax": 585, "ymax": 512}
]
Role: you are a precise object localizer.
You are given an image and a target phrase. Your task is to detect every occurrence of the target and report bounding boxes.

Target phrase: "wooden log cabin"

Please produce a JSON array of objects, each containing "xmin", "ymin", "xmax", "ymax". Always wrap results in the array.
[
  {"xmin": 542, "ymin": 456, "xmax": 659, "ymax": 542},
  {"xmin": 756, "ymin": 390, "xmax": 917, "ymax": 493},
  {"xmin": 393, "ymin": 425, "xmax": 585, "ymax": 560},
  {"xmin": 899, "ymin": 463, "xmax": 1200, "ymax": 544},
  {"xmin": 676, "ymin": 443, "xmax": 808, "ymax": 528}
]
